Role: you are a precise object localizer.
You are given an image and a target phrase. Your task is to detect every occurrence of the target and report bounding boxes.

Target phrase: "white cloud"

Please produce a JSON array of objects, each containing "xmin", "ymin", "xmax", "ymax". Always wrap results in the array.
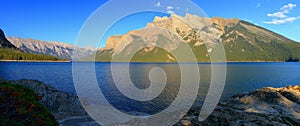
[
  {"xmin": 264, "ymin": 17, "xmax": 300, "ymax": 25},
  {"xmin": 280, "ymin": 3, "xmax": 296, "ymax": 11},
  {"xmin": 167, "ymin": 6, "xmax": 173, "ymax": 10},
  {"xmin": 264, "ymin": 3, "xmax": 299, "ymax": 25},
  {"xmin": 167, "ymin": 10, "xmax": 174, "ymax": 14},
  {"xmin": 186, "ymin": 8, "xmax": 189, "ymax": 12},
  {"xmin": 267, "ymin": 3, "xmax": 296, "ymax": 18},
  {"xmin": 166, "ymin": 5, "xmax": 174, "ymax": 14},
  {"xmin": 267, "ymin": 11, "xmax": 287, "ymax": 18},
  {"xmin": 154, "ymin": 2, "xmax": 161, "ymax": 7}
]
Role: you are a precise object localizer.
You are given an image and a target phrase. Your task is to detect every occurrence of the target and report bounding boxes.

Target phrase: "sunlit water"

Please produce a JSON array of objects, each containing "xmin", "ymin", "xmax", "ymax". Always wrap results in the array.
[{"xmin": 1, "ymin": 62, "xmax": 300, "ymax": 114}]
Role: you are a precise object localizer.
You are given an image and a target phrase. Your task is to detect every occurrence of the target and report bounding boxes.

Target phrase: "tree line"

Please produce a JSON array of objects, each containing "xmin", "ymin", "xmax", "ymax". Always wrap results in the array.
[{"xmin": 0, "ymin": 48, "xmax": 64, "ymax": 61}]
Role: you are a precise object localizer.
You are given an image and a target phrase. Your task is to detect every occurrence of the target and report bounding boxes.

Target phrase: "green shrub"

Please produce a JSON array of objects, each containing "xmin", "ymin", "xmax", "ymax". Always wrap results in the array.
[{"xmin": 0, "ymin": 82, "xmax": 58, "ymax": 126}]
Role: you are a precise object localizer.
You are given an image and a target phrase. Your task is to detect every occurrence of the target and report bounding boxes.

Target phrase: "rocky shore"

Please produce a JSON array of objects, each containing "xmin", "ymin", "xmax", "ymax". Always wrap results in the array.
[
  {"xmin": 178, "ymin": 85, "xmax": 300, "ymax": 126},
  {"xmin": 1, "ymin": 79, "xmax": 299, "ymax": 126},
  {"xmin": 0, "ymin": 79, "xmax": 98, "ymax": 126}
]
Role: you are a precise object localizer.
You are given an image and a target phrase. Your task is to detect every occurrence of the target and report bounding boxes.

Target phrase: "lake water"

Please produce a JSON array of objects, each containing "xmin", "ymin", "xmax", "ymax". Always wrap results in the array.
[{"xmin": 1, "ymin": 62, "xmax": 300, "ymax": 114}]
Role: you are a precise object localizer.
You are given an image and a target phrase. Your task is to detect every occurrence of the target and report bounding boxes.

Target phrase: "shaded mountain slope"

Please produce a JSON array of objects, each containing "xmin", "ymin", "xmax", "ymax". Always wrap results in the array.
[{"xmin": 0, "ymin": 29, "xmax": 18, "ymax": 49}]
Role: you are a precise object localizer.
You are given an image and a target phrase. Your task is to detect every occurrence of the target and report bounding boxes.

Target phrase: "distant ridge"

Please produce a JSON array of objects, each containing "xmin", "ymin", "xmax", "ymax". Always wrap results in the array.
[
  {"xmin": 7, "ymin": 37, "xmax": 96, "ymax": 60},
  {"xmin": 0, "ymin": 29, "xmax": 63, "ymax": 61}
]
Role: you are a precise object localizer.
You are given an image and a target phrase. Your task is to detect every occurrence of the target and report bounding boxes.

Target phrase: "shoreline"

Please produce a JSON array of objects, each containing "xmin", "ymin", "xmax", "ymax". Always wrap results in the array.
[
  {"xmin": 1, "ymin": 60, "xmax": 299, "ymax": 63},
  {"xmin": 1, "ymin": 79, "xmax": 299, "ymax": 125},
  {"xmin": 0, "ymin": 60, "xmax": 71, "ymax": 62},
  {"xmin": 70, "ymin": 60, "xmax": 300, "ymax": 63}
]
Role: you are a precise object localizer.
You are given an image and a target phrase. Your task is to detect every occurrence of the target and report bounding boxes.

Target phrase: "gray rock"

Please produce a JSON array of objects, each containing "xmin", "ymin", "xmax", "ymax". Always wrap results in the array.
[
  {"xmin": 2, "ymin": 79, "xmax": 98, "ymax": 126},
  {"xmin": 177, "ymin": 85, "xmax": 300, "ymax": 126},
  {"xmin": 12, "ymin": 79, "xmax": 86, "ymax": 116}
]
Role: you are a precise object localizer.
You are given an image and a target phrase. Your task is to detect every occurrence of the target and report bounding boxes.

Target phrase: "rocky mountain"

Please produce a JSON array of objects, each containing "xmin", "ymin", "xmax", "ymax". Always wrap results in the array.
[
  {"xmin": 96, "ymin": 13, "xmax": 300, "ymax": 62},
  {"xmin": 7, "ymin": 37, "xmax": 96, "ymax": 60},
  {"xmin": 0, "ymin": 29, "xmax": 18, "ymax": 49},
  {"xmin": 0, "ymin": 29, "xmax": 61, "ymax": 61}
]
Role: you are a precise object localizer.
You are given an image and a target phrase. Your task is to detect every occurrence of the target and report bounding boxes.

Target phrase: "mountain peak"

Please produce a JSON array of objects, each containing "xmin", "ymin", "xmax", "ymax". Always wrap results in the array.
[
  {"xmin": 153, "ymin": 16, "xmax": 169, "ymax": 22},
  {"xmin": 0, "ymin": 29, "xmax": 5, "ymax": 38},
  {"xmin": 0, "ymin": 29, "xmax": 19, "ymax": 49},
  {"xmin": 207, "ymin": 17, "xmax": 240, "ymax": 33},
  {"xmin": 211, "ymin": 17, "xmax": 239, "ymax": 27},
  {"xmin": 98, "ymin": 14, "xmax": 300, "ymax": 62},
  {"xmin": 0, "ymin": 28, "xmax": 4, "ymax": 36}
]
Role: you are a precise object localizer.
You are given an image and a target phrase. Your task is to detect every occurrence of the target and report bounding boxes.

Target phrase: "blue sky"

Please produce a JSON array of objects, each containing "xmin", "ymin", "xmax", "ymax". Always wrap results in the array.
[{"xmin": 0, "ymin": 0, "xmax": 300, "ymax": 47}]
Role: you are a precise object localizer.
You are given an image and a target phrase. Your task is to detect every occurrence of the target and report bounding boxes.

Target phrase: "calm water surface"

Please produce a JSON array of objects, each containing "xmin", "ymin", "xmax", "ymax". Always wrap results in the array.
[{"xmin": 1, "ymin": 62, "xmax": 299, "ymax": 114}]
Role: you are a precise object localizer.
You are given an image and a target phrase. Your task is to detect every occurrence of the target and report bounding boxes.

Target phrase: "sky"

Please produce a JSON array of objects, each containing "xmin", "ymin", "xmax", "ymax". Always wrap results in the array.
[{"xmin": 0, "ymin": 0, "xmax": 300, "ymax": 48}]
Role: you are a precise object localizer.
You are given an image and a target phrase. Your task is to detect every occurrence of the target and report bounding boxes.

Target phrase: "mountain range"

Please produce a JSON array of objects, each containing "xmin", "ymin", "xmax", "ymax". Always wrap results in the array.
[
  {"xmin": 2, "ymin": 13, "xmax": 300, "ymax": 62},
  {"xmin": 7, "ymin": 37, "xmax": 96, "ymax": 60},
  {"xmin": 0, "ymin": 29, "xmax": 61, "ymax": 61},
  {"xmin": 95, "ymin": 13, "xmax": 300, "ymax": 62}
]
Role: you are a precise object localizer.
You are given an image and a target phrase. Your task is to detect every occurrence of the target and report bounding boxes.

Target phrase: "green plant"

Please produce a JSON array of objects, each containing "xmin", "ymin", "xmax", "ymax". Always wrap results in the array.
[{"xmin": 0, "ymin": 82, "xmax": 58, "ymax": 126}]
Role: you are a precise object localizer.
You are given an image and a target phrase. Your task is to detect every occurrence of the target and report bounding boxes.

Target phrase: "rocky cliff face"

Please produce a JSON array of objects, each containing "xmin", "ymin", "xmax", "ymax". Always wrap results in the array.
[
  {"xmin": 105, "ymin": 13, "xmax": 239, "ymax": 52},
  {"xmin": 105, "ymin": 36, "xmax": 123, "ymax": 49},
  {"xmin": 0, "ymin": 29, "xmax": 19, "ymax": 49},
  {"xmin": 7, "ymin": 37, "xmax": 96, "ymax": 60},
  {"xmin": 10, "ymin": 79, "xmax": 86, "ymax": 116}
]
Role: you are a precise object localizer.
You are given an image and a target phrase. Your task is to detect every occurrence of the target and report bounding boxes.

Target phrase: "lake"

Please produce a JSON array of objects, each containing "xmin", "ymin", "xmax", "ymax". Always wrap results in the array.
[{"xmin": 1, "ymin": 62, "xmax": 300, "ymax": 114}]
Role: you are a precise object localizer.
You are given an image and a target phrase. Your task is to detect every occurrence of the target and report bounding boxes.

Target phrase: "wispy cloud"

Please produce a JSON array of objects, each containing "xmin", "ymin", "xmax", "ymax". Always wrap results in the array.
[
  {"xmin": 155, "ymin": 3, "xmax": 175, "ymax": 14},
  {"xmin": 154, "ymin": 2, "xmax": 161, "ymax": 7},
  {"xmin": 166, "ymin": 5, "xmax": 174, "ymax": 14},
  {"xmin": 281, "ymin": 3, "xmax": 296, "ymax": 11},
  {"xmin": 267, "ymin": 11, "xmax": 287, "ymax": 18},
  {"xmin": 267, "ymin": 3, "xmax": 296, "ymax": 18},
  {"xmin": 264, "ymin": 17, "xmax": 300, "ymax": 25},
  {"xmin": 167, "ymin": 10, "xmax": 174, "ymax": 14},
  {"xmin": 167, "ymin": 6, "xmax": 173, "ymax": 10},
  {"xmin": 264, "ymin": 3, "xmax": 299, "ymax": 25}
]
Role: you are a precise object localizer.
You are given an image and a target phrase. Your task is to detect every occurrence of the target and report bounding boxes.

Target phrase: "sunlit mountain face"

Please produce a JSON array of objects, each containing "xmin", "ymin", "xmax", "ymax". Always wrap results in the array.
[{"xmin": 95, "ymin": 13, "xmax": 300, "ymax": 62}]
